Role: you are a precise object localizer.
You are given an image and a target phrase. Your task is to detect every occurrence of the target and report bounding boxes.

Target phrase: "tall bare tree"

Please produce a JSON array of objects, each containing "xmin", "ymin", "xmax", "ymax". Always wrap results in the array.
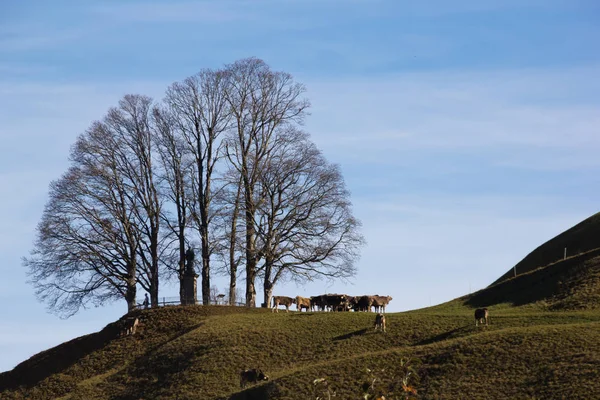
[
  {"xmin": 222, "ymin": 58, "xmax": 310, "ymax": 306},
  {"xmin": 104, "ymin": 95, "xmax": 162, "ymax": 307},
  {"xmin": 165, "ymin": 69, "xmax": 230, "ymax": 305},
  {"xmin": 24, "ymin": 121, "xmax": 141, "ymax": 315},
  {"xmin": 255, "ymin": 128, "xmax": 364, "ymax": 307},
  {"xmin": 152, "ymin": 105, "xmax": 192, "ymax": 303},
  {"xmin": 212, "ymin": 170, "xmax": 245, "ymax": 305}
]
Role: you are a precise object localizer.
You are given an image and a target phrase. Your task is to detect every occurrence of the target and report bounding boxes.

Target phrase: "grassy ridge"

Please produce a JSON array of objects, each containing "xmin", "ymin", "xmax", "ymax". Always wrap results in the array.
[
  {"xmin": 455, "ymin": 252, "xmax": 600, "ymax": 311},
  {"xmin": 2, "ymin": 305, "xmax": 599, "ymax": 399},
  {"xmin": 493, "ymin": 212, "xmax": 600, "ymax": 285}
]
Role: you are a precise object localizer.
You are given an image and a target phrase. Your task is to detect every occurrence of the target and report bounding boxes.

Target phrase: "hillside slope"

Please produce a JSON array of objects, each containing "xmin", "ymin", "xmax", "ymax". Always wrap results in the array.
[
  {"xmin": 1, "ymin": 305, "xmax": 599, "ymax": 399},
  {"xmin": 453, "ymin": 249, "xmax": 600, "ymax": 311},
  {"xmin": 493, "ymin": 212, "xmax": 600, "ymax": 285}
]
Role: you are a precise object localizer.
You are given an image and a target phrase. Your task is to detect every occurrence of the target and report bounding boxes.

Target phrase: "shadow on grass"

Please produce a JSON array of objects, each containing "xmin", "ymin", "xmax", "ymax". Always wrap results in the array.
[
  {"xmin": 0, "ymin": 312, "xmax": 132, "ymax": 390},
  {"xmin": 227, "ymin": 381, "xmax": 279, "ymax": 400},
  {"xmin": 415, "ymin": 326, "xmax": 472, "ymax": 346},
  {"xmin": 333, "ymin": 328, "xmax": 368, "ymax": 341},
  {"xmin": 0, "ymin": 312, "xmax": 205, "ymax": 392}
]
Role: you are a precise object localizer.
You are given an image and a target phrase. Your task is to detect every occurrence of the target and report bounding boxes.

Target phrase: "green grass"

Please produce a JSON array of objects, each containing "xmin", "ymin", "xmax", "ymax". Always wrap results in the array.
[{"xmin": 1, "ymin": 304, "xmax": 599, "ymax": 400}]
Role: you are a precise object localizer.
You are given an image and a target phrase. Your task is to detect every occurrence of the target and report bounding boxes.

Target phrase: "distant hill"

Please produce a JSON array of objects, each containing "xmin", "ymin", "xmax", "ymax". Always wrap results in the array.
[{"xmin": 492, "ymin": 212, "xmax": 600, "ymax": 285}]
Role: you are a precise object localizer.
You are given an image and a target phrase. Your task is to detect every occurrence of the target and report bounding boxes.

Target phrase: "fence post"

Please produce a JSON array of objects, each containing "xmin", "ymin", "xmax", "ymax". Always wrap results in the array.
[{"xmin": 564, "ymin": 247, "xmax": 567, "ymax": 260}]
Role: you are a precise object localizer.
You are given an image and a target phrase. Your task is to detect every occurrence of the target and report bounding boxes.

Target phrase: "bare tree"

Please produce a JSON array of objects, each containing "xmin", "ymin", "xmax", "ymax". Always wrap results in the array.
[
  {"xmin": 152, "ymin": 105, "xmax": 192, "ymax": 303},
  {"xmin": 24, "ymin": 94, "xmax": 167, "ymax": 315},
  {"xmin": 23, "ymin": 58, "xmax": 363, "ymax": 318},
  {"xmin": 212, "ymin": 168, "xmax": 246, "ymax": 306},
  {"xmin": 255, "ymin": 128, "xmax": 364, "ymax": 308},
  {"xmin": 103, "ymin": 95, "xmax": 162, "ymax": 307},
  {"xmin": 222, "ymin": 58, "xmax": 310, "ymax": 306},
  {"xmin": 165, "ymin": 69, "xmax": 230, "ymax": 305},
  {"xmin": 24, "ymin": 121, "xmax": 141, "ymax": 316}
]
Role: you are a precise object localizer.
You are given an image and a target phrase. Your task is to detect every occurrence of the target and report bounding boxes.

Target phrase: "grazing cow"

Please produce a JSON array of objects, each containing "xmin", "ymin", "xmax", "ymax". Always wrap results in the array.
[
  {"xmin": 121, "ymin": 317, "xmax": 140, "ymax": 337},
  {"xmin": 374, "ymin": 313, "xmax": 386, "ymax": 332},
  {"xmin": 474, "ymin": 308, "xmax": 489, "ymax": 326},
  {"xmin": 372, "ymin": 295, "xmax": 393, "ymax": 313},
  {"xmin": 272, "ymin": 296, "xmax": 295, "ymax": 313},
  {"xmin": 355, "ymin": 295, "xmax": 374, "ymax": 312},
  {"xmin": 295, "ymin": 296, "xmax": 311, "ymax": 312},
  {"xmin": 240, "ymin": 368, "xmax": 269, "ymax": 389}
]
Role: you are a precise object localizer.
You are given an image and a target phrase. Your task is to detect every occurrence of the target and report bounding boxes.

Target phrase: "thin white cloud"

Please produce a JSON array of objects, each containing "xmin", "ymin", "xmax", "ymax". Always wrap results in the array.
[{"xmin": 0, "ymin": 22, "xmax": 85, "ymax": 52}]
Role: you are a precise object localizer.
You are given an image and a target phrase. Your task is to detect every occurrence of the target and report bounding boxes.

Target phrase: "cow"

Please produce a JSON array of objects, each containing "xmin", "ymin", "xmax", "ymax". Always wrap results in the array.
[
  {"xmin": 374, "ymin": 313, "xmax": 386, "ymax": 332},
  {"xmin": 310, "ymin": 295, "xmax": 326, "ymax": 311},
  {"xmin": 295, "ymin": 296, "xmax": 311, "ymax": 312},
  {"xmin": 240, "ymin": 368, "xmax": 269, "ymax": 389},
  {"xmin": 372, "ymin": 295, "xmax": 393, "ymax": 313},
  {"xmin": 475, "ymin": 308, "xmax": 489, "ymax": 326},
  {"xmin": 121, "ymin": 317, "xmax": 140, "ymax": 337},
  {"xmin": 355, "ymin": 295, "xmax": 374, "ymax": 312},
  {"xmin": 272, "ymin": 296, "xmax": 295, "ymax": 313},
  {"xmin": 322, "ymin": 294, "xmax": 349, "ymax": 312},
  {"xmin": 347, "ymin": 296, "xmax": 358, "ymax": 311}
]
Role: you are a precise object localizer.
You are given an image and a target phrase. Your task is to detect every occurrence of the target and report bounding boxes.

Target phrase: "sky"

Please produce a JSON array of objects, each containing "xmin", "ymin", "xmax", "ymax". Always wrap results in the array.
[{"xmin": 1, "ymin": 0, "xmax": 599, "ymax": 373}]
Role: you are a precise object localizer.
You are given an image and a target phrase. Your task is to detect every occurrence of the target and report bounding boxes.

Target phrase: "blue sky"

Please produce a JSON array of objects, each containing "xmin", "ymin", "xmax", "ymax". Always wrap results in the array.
[{"xmin": 1, "ymin": 0, "xmax": 599, "ymax": 372}]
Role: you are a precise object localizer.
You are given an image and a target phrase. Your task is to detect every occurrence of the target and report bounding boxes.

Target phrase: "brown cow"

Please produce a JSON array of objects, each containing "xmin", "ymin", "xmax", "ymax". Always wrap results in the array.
[
  {"xmin": 474, "ymin": 308, "xmax": 489, "ymax": 326},
  {"xmin": 295, "ymin": 296, "xmax": 311, "ymax": 312},
  {"xmin": 374, "ymin": 313, "xmax": 386, "ymax": 332},
  {"xmin": 120, "ymin": 317, "xmax": 140, "ymax": 337},
  {"xmin": 355, "ymin": 295, "xmax": 374, "ymax": 312},
  {"xmin": 272, "ymin": 296, "xmax": 295, "ymax": 313},
  {"xmin": 372, "ymin": 295, "xmax": 393, "ymax": 313},
  {"xmin": 240, "ymin": 368, "xmax": 269, "ymax": 388}
]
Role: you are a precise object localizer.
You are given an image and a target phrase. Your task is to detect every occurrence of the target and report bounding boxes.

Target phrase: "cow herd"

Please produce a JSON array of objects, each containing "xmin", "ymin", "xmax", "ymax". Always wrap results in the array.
[{"xmin": 271, "ymin": 294, "xmax": 393, "ymax": 313}]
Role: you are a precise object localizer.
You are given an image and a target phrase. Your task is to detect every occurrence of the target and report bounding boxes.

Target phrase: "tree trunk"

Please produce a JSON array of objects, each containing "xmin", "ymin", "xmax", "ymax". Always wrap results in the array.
[
  {"xmin": 177, "ymin": 187, "xmax": 187, "ymax": 304},
  {"xmin": 245, "ymin": 201, "xmax": 257, "ymax": 307},
  {"xmin": 228, "ymin": 276, "xmax": 237, "ymax": 306},
  {"xmin": 201, "ymin": 226, "xmax": 210, "ymax": 305},
  {"xmin": 178, "ymin": 243, "xmax": 186, "ymax": 304},
  {"xmin": 228, "ymin": 177, "xmax": 242, "ymax": 305},
  {"xmin": 263, "ymin": 267, "xmax": 273, "ymax": 310},
  {"xmin": 245, "ymin": 262, "xmax": 256, "ymax": 307},
  {"xmin": 151, "ymin": 263, "xmax": 159, "ymax": 308},
  {"xmin": 150, "ymin": 221, "xmax": 160, "ymax": 308},
  {"xmin": 126, "ymin": 264, "xmax": 137, "ymax": 312}
]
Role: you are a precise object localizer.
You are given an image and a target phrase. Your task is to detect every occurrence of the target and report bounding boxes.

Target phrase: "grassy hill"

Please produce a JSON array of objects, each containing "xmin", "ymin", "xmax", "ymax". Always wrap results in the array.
[
  {"xmin": 492, "ymin": 212, "xmax": 600, "ymax": 285},
  {"xmin": 1, "ymin": 302, "xmax": 599, "ymax": 399},
  {"xmin": 431, "ymin": 248, "xmax": 600, "ymax": 313},
  {"xmin": 3, "ymin": 213, "xmax": 600, "ymax": 399}
]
